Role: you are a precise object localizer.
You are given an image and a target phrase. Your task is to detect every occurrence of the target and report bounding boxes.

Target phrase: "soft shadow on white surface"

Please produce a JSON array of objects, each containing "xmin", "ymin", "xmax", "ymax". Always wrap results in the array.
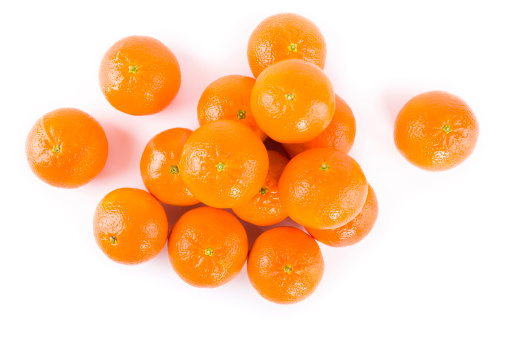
[{"xmin": 95, "ymin": 122, "xmax": 136, "ymax": 181}]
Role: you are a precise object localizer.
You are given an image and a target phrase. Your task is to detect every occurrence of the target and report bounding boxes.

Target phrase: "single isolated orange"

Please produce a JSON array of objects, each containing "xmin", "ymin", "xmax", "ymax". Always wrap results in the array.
[
  {"xmin": 93, "ymin": 188, "xmax": 169, "ymax": 265},
  {"xmin": 248, "ymin": 226, "xmax": 324, "ymax": 304},
  {"xmin": 197, "ymin": 75, "xmax": 267, "ymax": 141},
  {"xmin": 140, "ymin": 128, "xmax": 199, "ymax": 206},
  {"xmin": 233, "ymin": 150, "xmax": 289, "ymax": 226},
  {"xmin": 99, "ymin": 35, "xmax": 181, "ymax": 116},
  {"xmin": 168, "ymin": 207, "xmax": 248, "ymax": 288},
  {"xmin": 279, "ymin": 148, "xmax": 368, "ymax": 230},
  {"xmin": 26, "ymin": 108, "xmax": 108, "ymax": 188},
  {"xmin": 180, "ymin": 120, "xmax": 269, "ymax": 208},
  {"xmin": 394, "ymin": 91, "xmax": 479, "ymax": 171},
  {"xmin": 251, "ymin": 59, "xmax": 334, "ymax": 143},
  {"xmin": 306, "ymin": 183, "xmax": 378, "ymax": 247},
  {"xmin": 248, "ymin": 13, "xmax": 326, "ymax": 78},
  {"xmin": 283, "ymin": 94, "xmax": 356, "ymax": 158}
]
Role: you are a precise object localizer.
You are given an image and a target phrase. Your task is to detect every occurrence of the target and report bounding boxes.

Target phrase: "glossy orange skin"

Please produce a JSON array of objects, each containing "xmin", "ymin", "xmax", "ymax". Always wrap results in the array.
[
  {"xmin": 247, "ymin": 227, "xmax": 324, "ymax": 304},
  {"xmin": 248, "ymin": 13, "xmax": 326, "ymax": 78},
  {"xmin": 140, "ymin": 128, "xmax": 199, "ymax": 206},
  {"xmin": 198, "ymin": 75, "xmax": 267, "ymax": 141},
  {"xmin": 99, "ymin": 35, "xmax": 181, "ymax": 116},
  {"xmin": 279, "ymin": 148, "xmax": 368, "ymax": 230},
  {"xmin": 168, "ymin": 207, "xmax": 248, "ymax": 288},
  {"xmin": 25, "ymin": 108, "xmax": 108, "ymax": 188},
  {"xmin": 394, "ymin": 91, "xmax": 479, "ymax": 171},
  {"xmin": 180, "ymin": 120, "xmax": 269, "ymax": 208},
  {"xmin": 306, "ymin": 184, "xmax": 378, "ymax": 247},
  {"xmin": 93, "ymin": 188, "xmax": 169, "ymax": 265},
  {"xmin": 251, "ymin": 59, "xmax": 334, "ymax": 143},
  {"xmin": 233, "ymin": 150, "xmax": 289, "ymax": 226},
  {"xmin": 283, "ymin": 94, "xmax": 356, "ymax": 158}
]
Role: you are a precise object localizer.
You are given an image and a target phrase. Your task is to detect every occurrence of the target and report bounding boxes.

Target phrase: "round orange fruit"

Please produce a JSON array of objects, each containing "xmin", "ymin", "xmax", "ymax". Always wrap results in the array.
[
  {"xmin": 26, "ymin": 108, "xmax": 108, "ymax": 188},
  {"xmin": 232, "ymin": 150, "xmax": 289, "ymax": 226},
  {"xmin": 248, "ymin": 13, "xmax": 326, "ymax": 78},
  {"xmin": 283, "ymin": 93, "xmax": 356, "ymax": 158},
  {"xmin": 93, "ymin": 188, "xmax": 169, "ymax": 265},
  {"xmin": 251, "ymin": 59, "xmax": 334, "ymax": 143},
  {"xmin": 305, "ymin": 183, "xmax": 378, "ymax": 247},
  {"xmin": 248, "ymin": 226, "xmax": 324, "ymax": 304},
  {"xmin": 140, "ymin": 128, "xmax": 199, "ymax": 206},
  {"xmin": 168, "ymin": 207, "xmax": 248, "ymax": 288},
  {"xmin": 279, "ymin": 148, "xmax": 368, "ymax": 230},
  {"xmin": 180, "ymin": 120, "xmax": 269, "ymax": 209},
  {"xmin": 197, "ymin": 75, "xmax": 267, "ymax": 141},
  {"xmin": 99, "ymin": 35, "xmax": 181, "ymax": 116},
  {"xmin": 394, "ymin": 91, "xmax": 479, "ymax": 171}
]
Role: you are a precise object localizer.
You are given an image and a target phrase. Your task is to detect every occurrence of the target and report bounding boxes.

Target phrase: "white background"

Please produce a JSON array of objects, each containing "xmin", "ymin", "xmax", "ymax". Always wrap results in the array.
[{"xmin": 2, "ymin": 0, "xmax": 506, "ymax": 337}]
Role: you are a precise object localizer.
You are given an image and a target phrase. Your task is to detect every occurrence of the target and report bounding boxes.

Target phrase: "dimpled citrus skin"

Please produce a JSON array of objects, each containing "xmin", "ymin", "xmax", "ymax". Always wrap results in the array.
[
  {"xmin": 25, "ymin": 108, "xmax": 108, "ymax": 188},
  {"xmin": 247, "ymin": 227, "xmax": 324, "ymax": 304},
  {"xmin": 197, "ymin": 75, "xmax": 267, "ymax": 141},
  {"xmin": 248, "ymin": 13, "xmax": 326, "ymax": 78},
  {"xmin": 93, "ymin": 188, "xmax": 169, "ymax": 265},
  {"xmin": 279, "ymin": 148, "xmax": 368, "ymax": 230},
  {"xmin": 180, "ymin": 120, "xmax": 269, "ymax": 209},
  {"xmin": 140, "ymin": 128, "xmax": 199, "ymax": 206},
  {"xmin": 251, "ymin": 59, "xmax": 334, "ymax": 143},
  {"xmin": 283, "ymin": 94, "xmax": 356, "ymax": 158},
  {"xmin": 306, "ymin": 184, "xmax": 378, "ymax": 247},
  {"xmin": 232, "ymin": 150, "xmax": 289, "ymax": 226},
  {"xmin": 394, "ymin": 91, "xmax": 479, "ymax": 171},
  {"xmin": 99, "ymin": 35, "xmax": 181, "ymax": 116},
  {"xmin": 167, "ymin": 207, "xmax": 248, "ymax": 288}
]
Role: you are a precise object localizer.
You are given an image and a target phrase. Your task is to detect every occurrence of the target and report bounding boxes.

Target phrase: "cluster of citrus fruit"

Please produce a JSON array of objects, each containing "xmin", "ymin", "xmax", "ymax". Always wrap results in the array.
[{"xmin": 25, "ymin": 13, "xmax": 479, "ymax": 304}]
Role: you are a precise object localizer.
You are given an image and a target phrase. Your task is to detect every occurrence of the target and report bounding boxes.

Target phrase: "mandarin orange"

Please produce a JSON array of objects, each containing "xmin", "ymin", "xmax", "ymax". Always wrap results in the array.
[
  {"xmin": 180, "ymin": 120, "xmax": 269, "ymax": 208},
  {"xmin": 283, "ymin": 94, "xmax": 356, "ymax": 158},
  {"xmin": 394, "ymin": 91, "xmax": 479, "ymax": 171},
  {"xmin": 93, "ymin": 188, "xmax": 169, "ymax": 265},
  {"xmin": 26, "ymin": 108, "xmax": 108, "ymax": 188},
  {"xmin": 232, "ymin": 150, "xmax": 289, "ymax": 226},
  {"xmin": 168, "ymin": 207, "xmax": 248, "ymax": 288},
  {"xmin": 251, "ymin": 59, "xmax": 334, "ymax": 143},
  {"xmin": 198, "ymin": 75, "xmax": 267, "ymax": 141},
  {"xmin": 140, "ymin": 128, "xmax": 199, "ymax": 206},
  {"xmin": 248, "ymin": 13, "xmax": 326, "ymax": 78},
  {"xmin": 99, "ymin": 35, "xmax": 180, "ymax": 115},
  {"xmin": 306, "ymin": 183, "xmax": 378, "ymax": 247},
  {"xmin": 248, "ymin": 226, "xmax": 324, "ymax": 304},
  {"xmin": 278, "ymin": 148, "xmax": 368, "ymax": 230}
]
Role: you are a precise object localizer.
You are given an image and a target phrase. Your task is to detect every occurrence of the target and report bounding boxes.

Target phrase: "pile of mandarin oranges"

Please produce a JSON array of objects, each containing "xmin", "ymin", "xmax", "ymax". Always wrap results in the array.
[{"xmin": 25, "ymin": 13, "xmax": 479, "ymax": 304}]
